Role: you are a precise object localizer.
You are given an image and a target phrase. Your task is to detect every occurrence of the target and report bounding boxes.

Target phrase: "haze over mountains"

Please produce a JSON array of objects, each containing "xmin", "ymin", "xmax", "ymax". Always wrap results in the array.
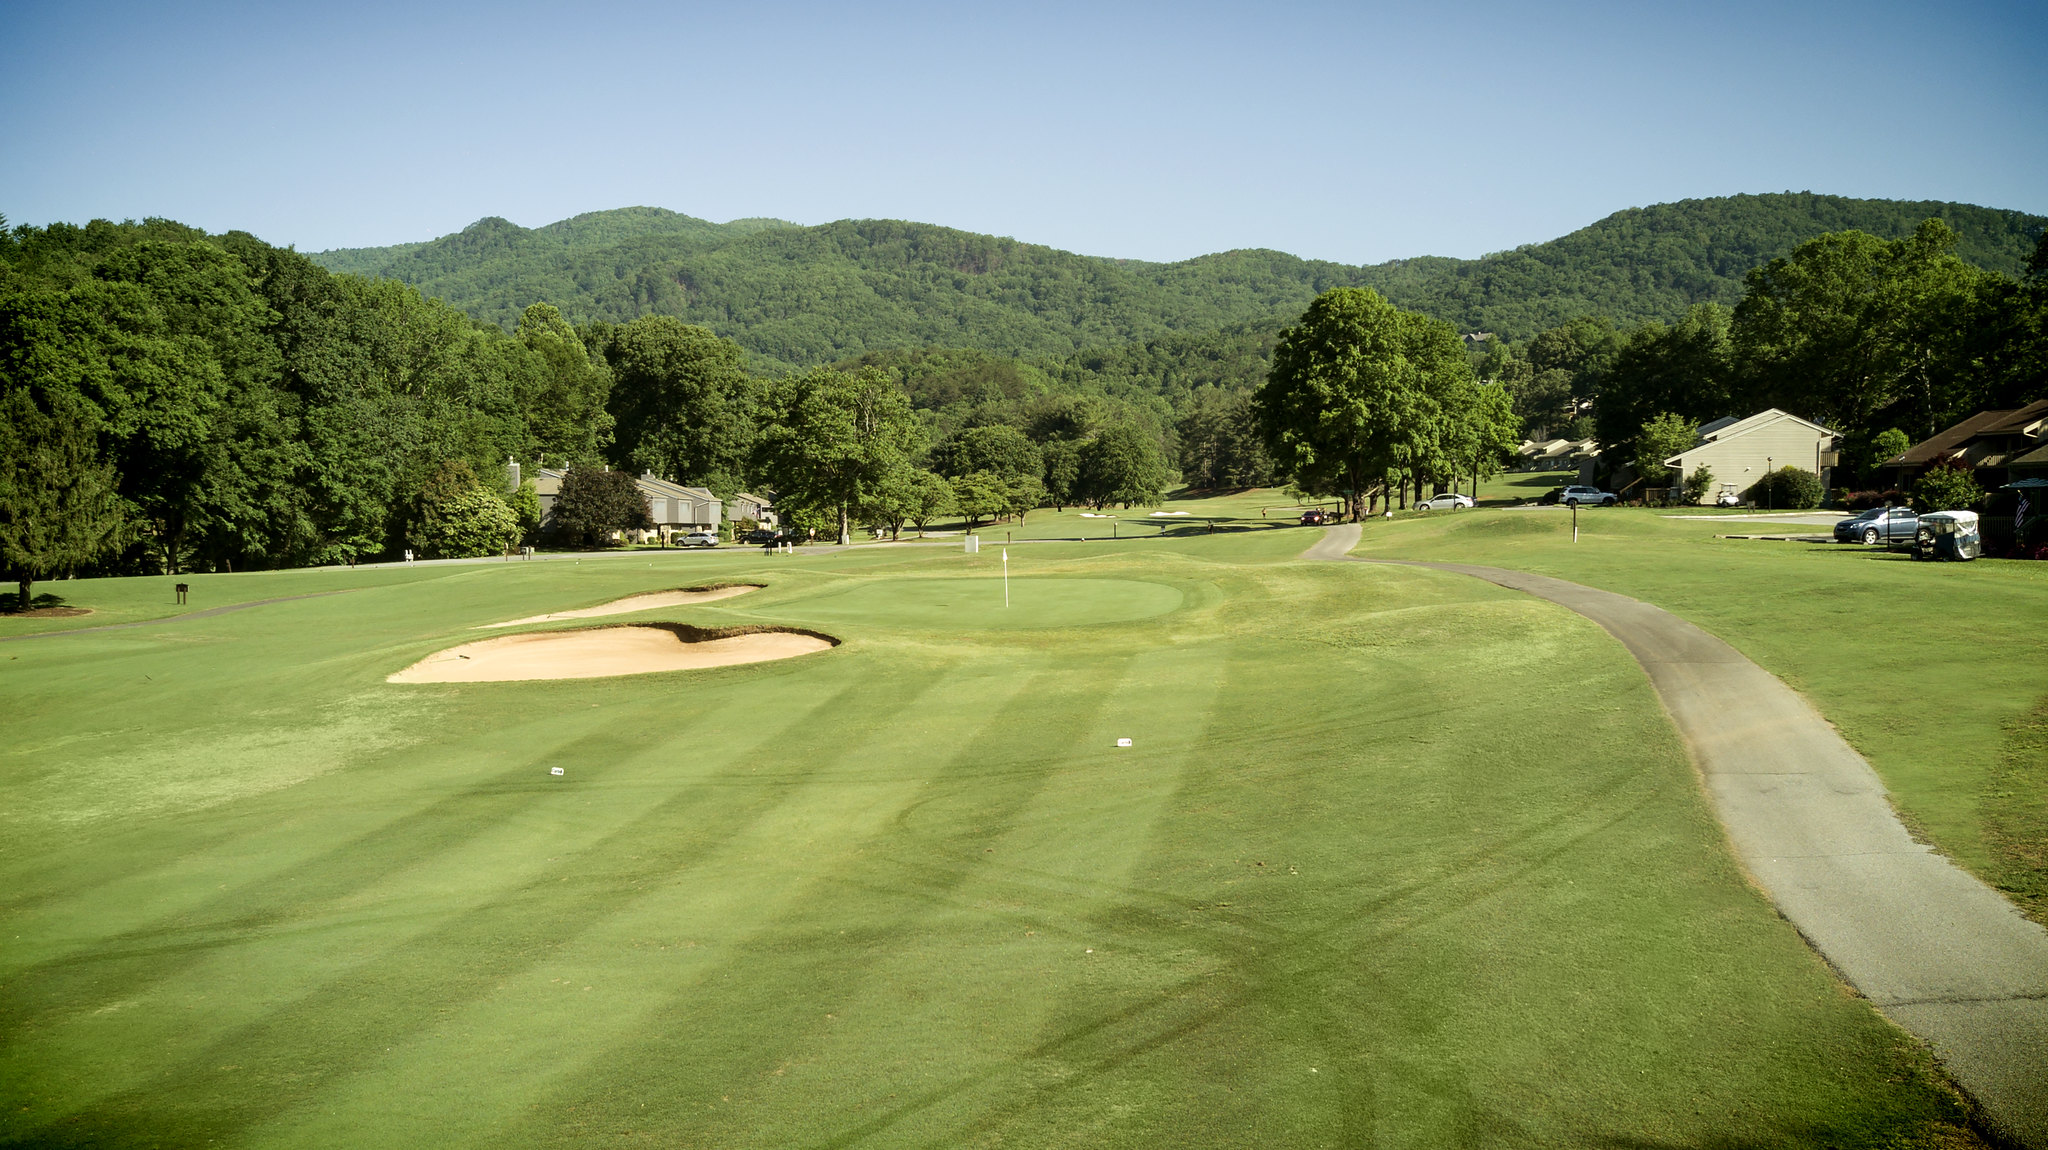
[{"xmin": 311, "ymin": 193, "xmax": 2046, "ymax": 371}]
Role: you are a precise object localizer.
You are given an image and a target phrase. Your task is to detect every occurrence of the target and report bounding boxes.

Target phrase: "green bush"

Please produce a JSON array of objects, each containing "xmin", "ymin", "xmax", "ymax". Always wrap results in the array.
[
  {"xmin": 409, "ymin": 461, "xmax": 521, "ymax": 558},
  {"xmin": 1682, "ymin": 466, "xmax": 1716, "ymax": 505},
  {"xmin": 1745, "ymin": 466, "xmax": 1822, "ymax": 510},
  {"xmin": 1913, "ymin": 460, "xmax": 1983, "ymax": 512}
]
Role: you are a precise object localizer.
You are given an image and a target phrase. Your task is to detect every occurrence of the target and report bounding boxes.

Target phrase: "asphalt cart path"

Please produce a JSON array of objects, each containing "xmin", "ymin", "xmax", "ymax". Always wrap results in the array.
[{"xmin": 1308, "ymin": 522, "xmax": 2048, "ymax": 1147}]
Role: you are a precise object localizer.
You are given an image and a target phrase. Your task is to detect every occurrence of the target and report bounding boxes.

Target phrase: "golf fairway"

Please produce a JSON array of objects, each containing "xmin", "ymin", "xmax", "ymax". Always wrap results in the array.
[{"xmin": 0, "ymin": 531, "xmax": 1973, "ymax": 1147}]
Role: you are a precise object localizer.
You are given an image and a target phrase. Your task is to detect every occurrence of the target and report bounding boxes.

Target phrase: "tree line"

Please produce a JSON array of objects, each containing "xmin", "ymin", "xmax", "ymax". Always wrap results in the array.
[
  {"xmin": 1474, "ymin": 219, "xmax": 2048, "ymax": 499},
  {"xmin": 0, "ymin": 216, "xmax": 1180, "ymax": 604}
]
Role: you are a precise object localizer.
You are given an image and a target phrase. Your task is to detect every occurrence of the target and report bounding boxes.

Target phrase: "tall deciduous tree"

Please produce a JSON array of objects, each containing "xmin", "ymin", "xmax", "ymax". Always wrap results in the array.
[
  {"xmin": 1734, "ymin": 220, "xmax": 1986, "ymax": 440},
  {"xmin": 755, "ymin": 366, "xmax": 924, "ymax": 545},
  {"xmin": 928, "ymin": 424, "xmax": 1042, "ymax": 484},
  {"xmin": 1597, "ymin": 304, "xmax": 1734, "ymax": 458},
  {"xmin": 1255, "ymin": 288, "xmax": 1470, "ymax": 520},
  {"xmin": 0, "ymin": 388, "xmax": 123, "ymax": 607},
  {"xmin": 592, "ymin": 316, "xmax": 759, "ymax": 492},
  {"xmin": 516, "ymin": 303, "xmax": 613, "ymax": 466},
  {"xmin": 1077, "ymin": 422, "xmax": 1169, "ymax": 509}
]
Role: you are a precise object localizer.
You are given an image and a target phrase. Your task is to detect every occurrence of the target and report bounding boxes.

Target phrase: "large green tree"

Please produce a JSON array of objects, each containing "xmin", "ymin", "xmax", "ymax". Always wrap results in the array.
[
  {"xmin": 1076, "ymin": 422, "xmax": 1169, "ymax": 509},
  {"xmin": 928, "ymin": 424, "xmax": 1042, "ymax": 484},
  {"xmin": 516, "ymin": 303, "xmax": 613, "ymax": 466},
  {"xmin": 0, "ymin": 388, "xmax": 124, "ymax": 607},
  {"xmin": 592, "ymin": 316, "xmax": 758, "ymax": 492},
  {"xmin": 1597, "ymin": 304, "xmax": 1735, "ymax": 458},
  {"xmin": 1255, "ymin": 288, "xmax": 1471, "ymax": 520},
  {"xmin": 1734, "ymin": 220, "xmax": 1987, "ymax": 441},
  {"xmin": 754, "ymin": 366, "xmax": 924, "ymax": 544}
]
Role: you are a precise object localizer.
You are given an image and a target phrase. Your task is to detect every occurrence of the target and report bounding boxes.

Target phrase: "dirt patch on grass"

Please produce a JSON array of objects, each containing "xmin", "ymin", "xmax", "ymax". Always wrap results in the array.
[
  {"xmin": 390, "ymin": 622, "xmax": 835, "ymax": 683},
  {"xmin": 479, "ymin": 584, "xmax": 762, "ymax": 628},
  {"xmin": 0, "ymin": 607, "xmax": 93, "ymax": 619}
]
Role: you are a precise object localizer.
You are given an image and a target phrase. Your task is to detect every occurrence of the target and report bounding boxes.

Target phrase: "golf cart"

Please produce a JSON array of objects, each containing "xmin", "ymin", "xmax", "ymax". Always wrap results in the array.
[
  {"xmin": 1912, "ymin": 511, "xmax": 1981, "ymax": 561},
  {"xmin": 1714, "ymin": 483, "xmax": 1741, "ymax": 507}
]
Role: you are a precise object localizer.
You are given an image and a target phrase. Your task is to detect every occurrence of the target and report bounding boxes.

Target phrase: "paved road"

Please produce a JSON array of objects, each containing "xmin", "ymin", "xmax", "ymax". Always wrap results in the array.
[{"xmin": 1310, "ymin": 523, "xmax": 2048, "ymax": 1147}]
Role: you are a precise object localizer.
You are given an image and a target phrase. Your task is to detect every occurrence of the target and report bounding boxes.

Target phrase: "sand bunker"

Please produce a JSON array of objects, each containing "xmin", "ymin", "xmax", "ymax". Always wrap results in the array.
[
  {"xmin": 389, "ymin": 623, "xmax": 834, "ymax": 683},
  {"xmin": 480, "ymin": 584, "xmax": 761, "ymax": 628}
]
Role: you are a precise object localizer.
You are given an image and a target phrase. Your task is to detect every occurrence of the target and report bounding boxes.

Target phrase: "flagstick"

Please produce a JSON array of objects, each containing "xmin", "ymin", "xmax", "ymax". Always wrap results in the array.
[{"xmin": 1003, "ymin": 548, "xmax": 1009, "ymax": 608}]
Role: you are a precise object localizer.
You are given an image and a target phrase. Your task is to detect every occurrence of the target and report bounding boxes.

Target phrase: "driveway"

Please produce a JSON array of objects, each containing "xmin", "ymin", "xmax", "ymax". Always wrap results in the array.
[{"xmin": 1310, "ymin": 523, "xmax": 2048, "ymax": 1147}]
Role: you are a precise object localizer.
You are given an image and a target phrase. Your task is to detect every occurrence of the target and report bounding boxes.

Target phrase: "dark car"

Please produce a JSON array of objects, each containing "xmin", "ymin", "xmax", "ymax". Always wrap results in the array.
[
  {"xmin": 1835, "ymin": 506, "xmax": 1917, "ymax": 545},
  {"xmin": 742, "ymin": 528, "xmax": 779, "ymax": 545},
  {"xmin": 1299, "ymin": 509, "xmax": 1329, "ymax": 526}
]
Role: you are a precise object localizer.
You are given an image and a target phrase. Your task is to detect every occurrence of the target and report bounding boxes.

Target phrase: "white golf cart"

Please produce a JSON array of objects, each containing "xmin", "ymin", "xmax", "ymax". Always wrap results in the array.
[{"xmin": 1912, "ymin": 511, "xmax": 1981, "ymax": 561}]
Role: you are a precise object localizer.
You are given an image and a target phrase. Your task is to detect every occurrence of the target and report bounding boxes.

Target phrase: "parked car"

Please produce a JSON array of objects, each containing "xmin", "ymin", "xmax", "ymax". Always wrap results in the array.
[
  {"xmin": 680, "ymin": 530, "xmax": 719, "ymax": 548},
  {"xmin": 1559, "ymin": 485, "xmax": 1618, "ymax": 507},
  {"xmin": 1299, "ymin": 509, "xmax": 1329, "ymax": 526},
  {"xmin": 1418, "ymin": 493, "xmax": 1475, "ymax": 510},
  {"xmin": 1834, "ymin": 506, "xmax": 1917, "ymax": 545},
  {"xmin": 741, "ymin": 528, "xmax": 779, "ymax": 545}
]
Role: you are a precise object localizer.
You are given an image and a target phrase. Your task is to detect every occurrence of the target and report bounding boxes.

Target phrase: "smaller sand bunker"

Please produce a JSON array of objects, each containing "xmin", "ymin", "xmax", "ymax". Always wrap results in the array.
[
  {"xmin": 480, "ymin": 584, "xmax": 761, "ymax": 628},
  {"xmin": 389, "ymin": 623, "xmax": 834, "ymax": 683}
]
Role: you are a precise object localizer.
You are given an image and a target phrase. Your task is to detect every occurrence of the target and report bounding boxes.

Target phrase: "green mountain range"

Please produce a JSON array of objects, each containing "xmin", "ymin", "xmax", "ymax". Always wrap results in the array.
[{"xmin": 312, "ymin": 193, "xmax": 2044, "ymax": 369}]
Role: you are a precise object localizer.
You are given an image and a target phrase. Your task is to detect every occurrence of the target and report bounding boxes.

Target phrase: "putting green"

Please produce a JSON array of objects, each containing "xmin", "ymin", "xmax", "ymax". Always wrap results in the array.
[{"xmin": 759, "ymin": 576, "xmax": 1183, "ymax": 630}]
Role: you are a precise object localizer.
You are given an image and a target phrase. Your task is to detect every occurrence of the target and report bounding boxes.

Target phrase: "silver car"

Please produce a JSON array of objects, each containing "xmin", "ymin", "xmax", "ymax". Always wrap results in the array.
[
  {"xmin": 1833, "ymin": 507, "xmax": 1916, "ymax": 545},
  {"xmin": 1418, "ymin": 493, "xmax": 1475, "ymax": 510}
]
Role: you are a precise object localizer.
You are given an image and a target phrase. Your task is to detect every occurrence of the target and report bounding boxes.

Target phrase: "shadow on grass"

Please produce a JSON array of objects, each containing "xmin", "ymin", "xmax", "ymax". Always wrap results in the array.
[{"xmin": 1, "ymin": 589, "xmax": 70, "ymax": 609}]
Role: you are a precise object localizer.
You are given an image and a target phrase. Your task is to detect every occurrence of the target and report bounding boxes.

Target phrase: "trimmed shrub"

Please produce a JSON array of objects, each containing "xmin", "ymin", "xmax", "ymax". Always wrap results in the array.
[
  {"xmin": 1745, "ymin": 466, "xmax": 1822, "ymax": 510},
  {"xmin": 1682, "ymin": 466, "xmax": 1715, "ymax": 504}
]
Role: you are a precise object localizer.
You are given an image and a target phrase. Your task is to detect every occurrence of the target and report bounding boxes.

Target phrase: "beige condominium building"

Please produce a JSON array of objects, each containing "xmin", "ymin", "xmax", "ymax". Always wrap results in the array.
[{"xmin": 1663, "ymin": 409, "xmax": 1839, "ymax": 504}]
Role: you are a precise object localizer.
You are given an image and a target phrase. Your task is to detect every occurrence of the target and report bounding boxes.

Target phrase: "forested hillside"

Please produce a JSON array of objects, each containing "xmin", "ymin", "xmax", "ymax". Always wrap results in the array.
[{"xmin": 312, "ymin": 194, "xmax": 2045, "ymax": 366}]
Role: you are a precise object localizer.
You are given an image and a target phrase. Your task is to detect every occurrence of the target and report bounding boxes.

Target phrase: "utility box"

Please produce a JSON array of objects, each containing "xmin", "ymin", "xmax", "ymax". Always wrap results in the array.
[{"xmin": 964, "ymin": 535, "xmax": 980, "ymax": 554}]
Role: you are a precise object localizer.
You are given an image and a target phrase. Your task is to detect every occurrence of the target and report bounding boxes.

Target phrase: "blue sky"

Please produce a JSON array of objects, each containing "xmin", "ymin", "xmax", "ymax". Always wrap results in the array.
[{"xmin": 2, "ymin": 0, "xmax": 2041, "ymax": 264}]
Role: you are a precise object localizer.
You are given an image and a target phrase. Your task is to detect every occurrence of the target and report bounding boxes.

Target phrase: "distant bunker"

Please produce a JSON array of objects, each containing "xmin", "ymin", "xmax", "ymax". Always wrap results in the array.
[
  {"xmin": 480, "ymin": 584, "xmax": 762, "ymax": 629},
  {"xmin": 389, "ymin": 623, "xmax": 835, "ymax": 683}
]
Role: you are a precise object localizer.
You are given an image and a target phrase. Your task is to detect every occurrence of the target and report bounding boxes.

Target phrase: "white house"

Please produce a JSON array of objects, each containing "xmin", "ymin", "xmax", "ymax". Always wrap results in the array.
[{"xmin": 1663, "ymin": 409, "xmax": 1839, "ymax": 504}]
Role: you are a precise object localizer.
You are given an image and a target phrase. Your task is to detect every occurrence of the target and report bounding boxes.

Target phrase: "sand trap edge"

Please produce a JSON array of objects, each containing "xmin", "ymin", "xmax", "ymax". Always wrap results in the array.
[
  {"xmin": 389, "ymin": 622, "xmax": 839, "ymax": 684},
  {"xmin": 478, "ymin": 583, "xmax": 766, "ymax": 629}
]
